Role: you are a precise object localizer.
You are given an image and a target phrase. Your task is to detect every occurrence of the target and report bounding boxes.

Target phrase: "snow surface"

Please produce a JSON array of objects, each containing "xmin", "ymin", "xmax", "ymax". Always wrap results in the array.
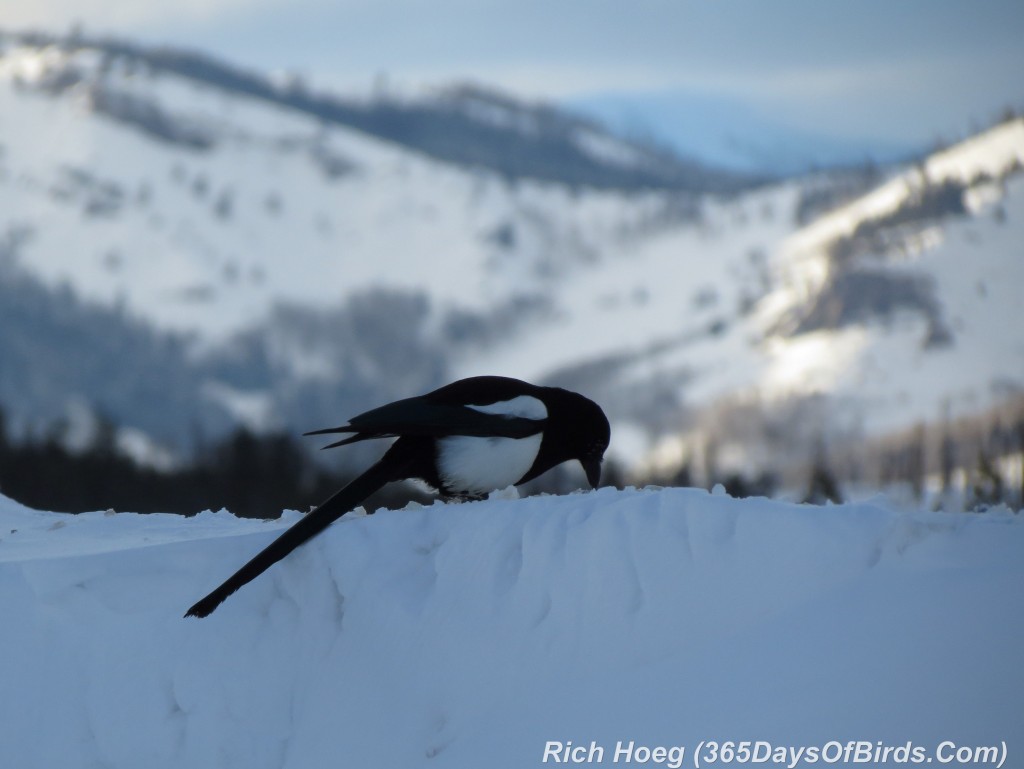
[{"xmin": 1, "ymin": 488, "xmax": 1021, "ymax": 768}]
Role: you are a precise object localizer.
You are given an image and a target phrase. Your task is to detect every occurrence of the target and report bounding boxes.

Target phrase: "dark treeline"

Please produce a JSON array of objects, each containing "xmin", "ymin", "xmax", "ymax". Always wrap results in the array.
[{"xmin": 0, "ymin": 406, "xmax": 425, "ymax": 518}]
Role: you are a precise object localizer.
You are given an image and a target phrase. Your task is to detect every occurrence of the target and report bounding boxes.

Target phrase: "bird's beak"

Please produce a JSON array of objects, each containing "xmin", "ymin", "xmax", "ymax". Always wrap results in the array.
[{"xmin": 581, "ymin": 457, "xmax": 602, "ymax": 489}]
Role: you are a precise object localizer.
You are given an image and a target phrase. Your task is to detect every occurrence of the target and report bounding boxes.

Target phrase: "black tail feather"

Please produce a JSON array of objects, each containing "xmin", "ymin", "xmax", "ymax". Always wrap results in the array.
[
  {"xmin": 319, "ymin": 433, "xmax": 372, "ymax": 450},
  {"xmin": 304, "ymin": 424, "xmax": 376, "ymax": 450},
  {"xmin": 303, "ymin": 425, "xmax": 354, "ymax": 436},
  {"xmin": 184, "ymin": 447, "xmax": 413, "ymax": 618}
]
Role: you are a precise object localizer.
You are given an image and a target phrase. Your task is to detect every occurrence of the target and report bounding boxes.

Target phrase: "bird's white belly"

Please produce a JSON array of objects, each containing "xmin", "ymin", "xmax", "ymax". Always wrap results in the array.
[{"xmin": 437, "ymin": 433, "xmax": 542, "ymax": 497}]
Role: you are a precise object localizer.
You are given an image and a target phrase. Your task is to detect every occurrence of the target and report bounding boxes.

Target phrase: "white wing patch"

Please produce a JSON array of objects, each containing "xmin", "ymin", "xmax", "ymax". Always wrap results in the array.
[
  {"xmin": 438, "ymin": 432, "xmax": 543, "ymax": 497},
  {"xmin": 437, "ymin": 395, "xmax": 547, "ymax": 497},
  {"xmin": 467, "ymin": 395, "xmax": 547, "ymax": 421}
]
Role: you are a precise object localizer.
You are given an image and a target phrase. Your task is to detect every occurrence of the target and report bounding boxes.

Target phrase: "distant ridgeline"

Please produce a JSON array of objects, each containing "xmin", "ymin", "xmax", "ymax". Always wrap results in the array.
[{"xmin": 0, "ymin": 29, "xmax": 754, "ymax": 193}]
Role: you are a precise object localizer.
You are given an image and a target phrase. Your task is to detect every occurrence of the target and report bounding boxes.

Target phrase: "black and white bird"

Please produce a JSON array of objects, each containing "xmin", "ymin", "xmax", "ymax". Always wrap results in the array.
[{"xmin": 185, "ymin": 375, "xmax": 610, "ymax": 618}]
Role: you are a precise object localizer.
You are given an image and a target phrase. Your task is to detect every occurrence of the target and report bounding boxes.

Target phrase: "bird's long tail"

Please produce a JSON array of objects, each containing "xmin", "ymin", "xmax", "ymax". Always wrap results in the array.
[{"xmin": 184, "ymin": 447, "xmax": 413, "ymax": 618}]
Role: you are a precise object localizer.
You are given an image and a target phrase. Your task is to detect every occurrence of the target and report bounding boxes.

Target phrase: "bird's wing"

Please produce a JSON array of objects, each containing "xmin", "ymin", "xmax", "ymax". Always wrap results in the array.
[{"xmin": 305, "ymin": 395, "xmax": 544, "ymax": 450}]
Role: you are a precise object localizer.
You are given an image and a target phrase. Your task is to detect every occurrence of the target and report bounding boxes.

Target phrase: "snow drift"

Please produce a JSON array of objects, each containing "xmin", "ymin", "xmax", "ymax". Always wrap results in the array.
[{"xmin": 1, "ymin": 487, "xmax": 1021, "ymax": 768}]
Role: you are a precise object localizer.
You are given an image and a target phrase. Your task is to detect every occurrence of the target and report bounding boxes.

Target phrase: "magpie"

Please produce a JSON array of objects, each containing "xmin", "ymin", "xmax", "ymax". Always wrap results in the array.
[{"xmin": 185, "ymin": 375, "xmax": 610, "ymax": 618}]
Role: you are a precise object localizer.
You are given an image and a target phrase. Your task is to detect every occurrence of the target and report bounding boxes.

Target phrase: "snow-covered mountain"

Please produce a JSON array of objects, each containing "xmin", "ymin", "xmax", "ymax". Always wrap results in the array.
[{"xmin": 0, "ymin": 31, "xmax": 1021, "ymax": 484}]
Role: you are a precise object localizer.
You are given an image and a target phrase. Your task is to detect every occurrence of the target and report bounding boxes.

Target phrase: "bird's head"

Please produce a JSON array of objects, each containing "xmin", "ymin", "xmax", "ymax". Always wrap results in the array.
[{"xmin": 555, "ymin": 389, "xmax": 610, "ymax": 488}]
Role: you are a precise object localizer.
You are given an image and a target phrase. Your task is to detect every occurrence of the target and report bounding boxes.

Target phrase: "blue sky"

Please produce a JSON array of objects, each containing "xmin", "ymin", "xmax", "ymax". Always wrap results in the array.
[{"xmin": 9, "ymin": 0, "xmax": 1024, "ymax": 165}]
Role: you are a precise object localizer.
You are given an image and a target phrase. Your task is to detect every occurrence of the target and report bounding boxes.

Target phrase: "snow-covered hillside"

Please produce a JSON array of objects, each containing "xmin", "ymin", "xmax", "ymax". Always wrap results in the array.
[
  {"xmin": 0, "ymin": 488, "xmax": 1020, "ymax": 768},
  {"xmin": 0, "ymin": 39, "xmax": 651, "ymax": 342},
  {"xmin": 759, "ymin": 119, "xmax": 1024, "ymax": 429}
]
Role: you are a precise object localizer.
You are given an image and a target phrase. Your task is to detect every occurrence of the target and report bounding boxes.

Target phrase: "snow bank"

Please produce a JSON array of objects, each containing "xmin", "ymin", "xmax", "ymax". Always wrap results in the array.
[{"xmin": 1, "ymin": 487, "xmax": 1021, "ymax": 768}]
